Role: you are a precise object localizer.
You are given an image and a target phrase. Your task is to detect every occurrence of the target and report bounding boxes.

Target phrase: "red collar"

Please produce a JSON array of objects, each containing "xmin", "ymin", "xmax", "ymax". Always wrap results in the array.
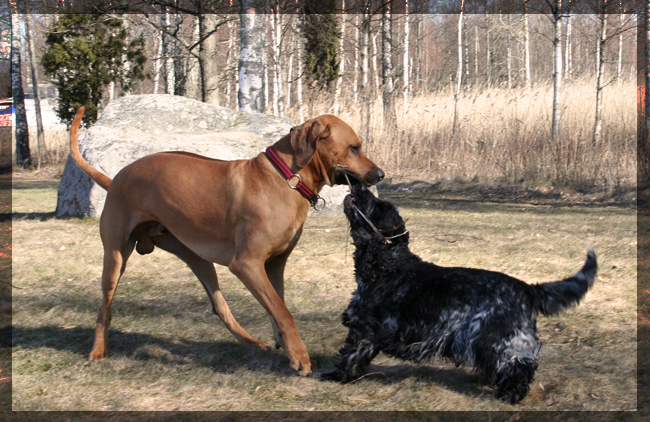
[{"xmin": 265, "ymin": 146, "xmax": 326, "ymax": 210}]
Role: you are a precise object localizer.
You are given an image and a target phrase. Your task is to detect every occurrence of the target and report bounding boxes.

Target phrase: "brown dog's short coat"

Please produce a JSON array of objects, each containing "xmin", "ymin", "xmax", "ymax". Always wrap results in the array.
[{"xmin": 68, "ymin": 107, "xmax": 383, "ymax": 376}]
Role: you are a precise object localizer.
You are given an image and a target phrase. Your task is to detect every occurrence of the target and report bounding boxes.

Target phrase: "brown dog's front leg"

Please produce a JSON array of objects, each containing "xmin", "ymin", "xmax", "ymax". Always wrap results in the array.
[{"xmin": 229, "ymin": 256, "xmax": 312, "ymax": 376}]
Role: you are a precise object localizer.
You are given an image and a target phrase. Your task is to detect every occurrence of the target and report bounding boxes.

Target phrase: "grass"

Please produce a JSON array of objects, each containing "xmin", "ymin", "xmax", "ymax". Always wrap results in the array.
[
  {"xmin": 287, "ymin": 79, "xmax": 636, "ymax": 193},
  {"xmin": 10, "ymin": 171, "xmax": 636, "ymax": 411},
  {"xmin": 9, "ymin": 79, "xmax": 635, "ymax": 195}
]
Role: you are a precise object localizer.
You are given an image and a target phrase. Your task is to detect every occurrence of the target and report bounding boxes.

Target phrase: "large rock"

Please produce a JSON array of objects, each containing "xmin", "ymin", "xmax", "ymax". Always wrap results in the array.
[{"xmin": 56, "ymin": 94, "xmax": 354, "ymax": 218}]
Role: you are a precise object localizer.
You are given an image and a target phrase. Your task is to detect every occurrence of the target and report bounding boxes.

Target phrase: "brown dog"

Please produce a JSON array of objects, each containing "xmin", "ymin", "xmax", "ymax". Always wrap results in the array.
[{"xmin": 68, "ymin": 106, "xmax": 383, "ymax": 376}]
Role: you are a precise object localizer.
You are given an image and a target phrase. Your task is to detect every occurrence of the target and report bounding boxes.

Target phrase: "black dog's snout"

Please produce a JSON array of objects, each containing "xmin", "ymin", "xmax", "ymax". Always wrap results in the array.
[{"xmin": 375, "ymin": 168, "xmax": 385, "ymax": 181}]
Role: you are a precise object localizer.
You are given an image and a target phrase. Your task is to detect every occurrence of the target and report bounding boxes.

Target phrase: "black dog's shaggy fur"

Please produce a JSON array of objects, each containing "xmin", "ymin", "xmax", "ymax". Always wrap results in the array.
[{"xmin": 321, "ymin": 184, "xmax": 597, "ymax": 404}]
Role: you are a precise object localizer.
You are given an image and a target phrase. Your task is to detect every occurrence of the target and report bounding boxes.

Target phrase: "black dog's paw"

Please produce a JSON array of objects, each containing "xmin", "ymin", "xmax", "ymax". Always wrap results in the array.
[
  {"xmin": 320, "ymin": 369, "xmax": 346, "ymax": 383},
  {"xmin": 496, "ymin": 385, "xmax": 530, "ymax": 404}
]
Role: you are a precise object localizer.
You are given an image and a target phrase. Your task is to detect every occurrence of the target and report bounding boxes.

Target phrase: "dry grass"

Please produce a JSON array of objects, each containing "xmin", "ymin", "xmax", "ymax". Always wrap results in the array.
[
  {"xmin": 288, "ymin": 79, "xmax": 636, "ymax": 193},
  {"xmin": 10, "ymin": 171, "xmax": 636, "ymax": 411},
  {"xmin": 11, "ymin": 79, "xmax": 635, "ymax": 193},
  {"xmin": 9, "ymin": 129, "xmax": 69, "ymax": 168}
]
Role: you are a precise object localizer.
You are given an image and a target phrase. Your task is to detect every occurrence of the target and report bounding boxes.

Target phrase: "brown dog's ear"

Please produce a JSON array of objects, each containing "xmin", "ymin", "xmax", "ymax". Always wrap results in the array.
[{"xmin": 290, "ymin": 119, "xmax": 329, "ymax": 169}]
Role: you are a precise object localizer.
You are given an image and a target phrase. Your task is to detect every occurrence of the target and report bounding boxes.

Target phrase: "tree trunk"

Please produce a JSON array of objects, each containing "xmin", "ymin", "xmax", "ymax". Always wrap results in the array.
[
  {"xmin": 565, "ymin": 11, "xmax": 573, "ymax": 81},
  {"xmin": 24, "ymin": 13, "xmax": 45, "ymax": 168},
  {"xmin": 452, "ymin": 0, "xmax": 464, "ymax": 139},
  {"xmin": 360, "ymin": 10, "xmax": 371, "ymax": 142},
  {"xmin": 413, "ymin": 14, "xmax": 421, "ymax": 93},
  {"xmin": 474, "ymin": 23, "xmax": 479, "ymax": 85},
  {"xmin": 463, "ymin": 14, "xmax": 470, "ymax": 89},
  {"xmin": 353, "ymin": 14, "xmax": 360, "ymax": 103},
  {"xmin": 271, "ymin": 6, "xmax": 284, "ymax": 117},
  {"xmin": 287, "ymin": 30, "xmax": 293, "ymax": 111},
  {"xmin": 617, "ymin": 2, "xmax": 623, "ymax": 83},
  {"xmin": 372, "ymin": 32, "xmax": 380, "ymax": 96},
  {"xmin": 403, "ymin": 2, "xmax": 410, "ymax": 119},
  {"xmin": 506, "ymin": 14, "xmax": 512, "ymax": 89},
  {"xmin": 644, "ymin": 0, "xmax": 650, "ymax": 179},
  {"xmin": 238, "ymin": 0, "xmax": 266, "ymax": 113},
  {"xmin": 152, "ymin": 19, "xmax": 163, "ymax": 94},
  {"xmin": 523, "ymin": 0, "xmax": 531, "ymax": 89},
  {"xmin": 297, "ymin": 17, "xmax": 305, "ymax": 121},
  {"xmin": 162, "ymin": 9, "xmax": 175, "ymax": 95},
  {"xmin": 11, "ymin": 13, "xmax": 30, "ymax": 167},
  {"xmin": 264, "ymin": 51, "xmax": 269, "ymax": 114},
  {"xmin": 185, "ymin": 16, "xmax": 200, "ymax": 101},
  {"xmin": 334, "ymin": 3, "xmax": 346, "ymax": 116},
  {"xmin": 224, "ymin": 21, "xmax": 236, "ymax": 109},
  {"xmin": 593, "ymin": 1, "xmax": 608, "ymax": 147},
  {"xmin": 551, "ymin": 0, "xmax": 563, "ymax": 146},
  {"xmin": 200, "ymin": 14, "xmax": 220, "ymax": 105},
  {"xmin": 485, "ymin": 13, "xmax": 491, "ymax": 87},
  {"xmin": 382, "ymin": 0, "xmax": 397, "ymax": 134},
  {"xmin": 123, "ymin": 18, "xmax": 132, "ymax": 96}
]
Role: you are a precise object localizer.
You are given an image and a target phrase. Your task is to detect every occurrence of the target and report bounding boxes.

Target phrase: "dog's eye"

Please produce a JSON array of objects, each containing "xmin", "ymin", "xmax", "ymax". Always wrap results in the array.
[{"xmin": 349, "ymin": 145, "xmax": 360, "ymax": 154}]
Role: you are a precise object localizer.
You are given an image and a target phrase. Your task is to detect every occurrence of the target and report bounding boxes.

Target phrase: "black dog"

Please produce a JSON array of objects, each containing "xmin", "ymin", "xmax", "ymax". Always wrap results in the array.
[{"xmin": 322, "ymin": 184, "xmax": 597, "ymax": 404}]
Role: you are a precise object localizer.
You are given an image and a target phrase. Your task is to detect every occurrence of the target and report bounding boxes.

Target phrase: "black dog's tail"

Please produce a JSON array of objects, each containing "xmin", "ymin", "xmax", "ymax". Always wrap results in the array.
[{"xmin": 532, "ymin": 246, "xmax": 597, "ymax": 316}]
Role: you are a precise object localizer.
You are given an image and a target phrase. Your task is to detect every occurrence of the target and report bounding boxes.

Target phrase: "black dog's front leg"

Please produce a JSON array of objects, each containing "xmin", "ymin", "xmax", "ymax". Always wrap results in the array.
[{"xmin": 321, "ymin": 334, "xmax": 380, "ymax": 383}]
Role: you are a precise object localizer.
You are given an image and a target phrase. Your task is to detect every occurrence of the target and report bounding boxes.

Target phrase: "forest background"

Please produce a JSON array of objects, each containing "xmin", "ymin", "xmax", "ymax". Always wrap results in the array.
[{"xmin": 1, "ymin": 0, "xmax": 642, "ymax": 194}]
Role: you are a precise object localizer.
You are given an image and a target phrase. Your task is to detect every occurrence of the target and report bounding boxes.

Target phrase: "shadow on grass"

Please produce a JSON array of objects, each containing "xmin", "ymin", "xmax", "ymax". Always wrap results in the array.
[
  {"xmin": 11, "ymin": 324, "xmax": 297, "ymax": 376},
  {"xmin": 353, "ymin": 362, "xmax": 492, "ymax": 401},
  {"xmin": 12, "ymin": 180, "xmax": 61, "ymax": 190},
  {"xmin": 2, "ymin": 212, "xmax": 57, "ymax": 221},
  {"xmin": 379, "ymin": 181, "xmax": 635, "ymax": 212},
  {"xmin": 12, "ymin": 322, "xmax": 496, "ymax": 402}
]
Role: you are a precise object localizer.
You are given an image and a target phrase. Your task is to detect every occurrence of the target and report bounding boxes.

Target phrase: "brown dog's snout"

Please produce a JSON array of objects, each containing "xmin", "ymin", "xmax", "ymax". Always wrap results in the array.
[{"xmin": 364, "ymin": 167, "xmax": 384, "ymax": 185}]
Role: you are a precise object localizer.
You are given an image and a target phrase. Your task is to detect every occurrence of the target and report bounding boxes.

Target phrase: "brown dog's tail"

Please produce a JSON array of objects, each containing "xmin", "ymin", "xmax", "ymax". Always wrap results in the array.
[{"xmin": 70, "ymin": 106, "xmax": 112, "ymax": 191}]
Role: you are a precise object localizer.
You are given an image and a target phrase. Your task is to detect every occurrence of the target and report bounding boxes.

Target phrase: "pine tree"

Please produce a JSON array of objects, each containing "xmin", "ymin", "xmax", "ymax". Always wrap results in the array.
[
  {"xmin": 302, "ymin": 1, "xmax": 340, "ymax": 91},
  {"xmin": 41, "ymin": 14, "xmax": 147, "ymax": 126}
]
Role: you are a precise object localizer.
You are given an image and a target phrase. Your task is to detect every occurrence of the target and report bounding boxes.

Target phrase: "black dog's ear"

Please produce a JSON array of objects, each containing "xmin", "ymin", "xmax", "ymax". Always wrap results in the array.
[{"xmin": 290, "ymin": 118, "xmax": 329, "ymax": 169}]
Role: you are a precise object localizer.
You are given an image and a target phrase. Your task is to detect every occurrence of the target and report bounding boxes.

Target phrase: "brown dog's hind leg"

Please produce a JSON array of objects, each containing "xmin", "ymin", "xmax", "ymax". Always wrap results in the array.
[
  {"xmin": 89, "ymin": 236, "xmax": 135, "ymax": 361},
  {"xmin": 152, "ymin": 232, "xmax": 268, "ymax": 350}
]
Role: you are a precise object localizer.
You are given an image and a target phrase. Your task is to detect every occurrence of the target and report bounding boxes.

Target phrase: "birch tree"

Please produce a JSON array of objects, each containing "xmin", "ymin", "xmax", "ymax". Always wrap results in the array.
[
  {"xmin": 372, "ymin": 32, "xmax": 380, "ymax": 94},
  {"xmin": 639, "ymin": 0, "xmax": 650, "ymax": 177},
  {"xmin": 199, "ymin": 13, "xmax": 220, "ymax": 104},
  {"xmin": 360, "ymin": 7, "xmax": 371, "ymax": 142},
  {"xmin": 382, "ymin": 0, "xmax": 397, "ymax": 133},
  {"xmin": 485, "ymin": 4, "xmax": 491, "ymax": 87},
  {"xmin": 550, "ymin": 0, "xmax": 563, "ymax": 145},
  {"xmin": 11, "ymin": 12, "xmax": 30, "ymax": 167},
  {"xmin": 297, "ymin": 17, "xmax": 305, "ymax": 121},
  {"xmin": 452, "ymin": 0, "xmax": 465, "ymax": 139},
  {"xmin": 333, "ymin": 1, "xmax": 346, "ymax": 116},
  {"xmin": 353, "ymin": 14, "xmax": 360, "ymax": 103},
  {"xmin": 238, "ymin": 0, "xmax": 265, "ymax": 113},
  {"xmin": 24, "ymin": 13, "xmax": 45, "ymax": 167},
  {"xmin": 505, "ymin": 13, "xmax": 512, "ymax": 89},
  {"xmin": 616, "ymin": 1, "xmax": 623, "ymax": 82},
  {"xmin": 162, "ymin": 8, "xmax": 175, "ymax": 95},
  {"xmin": 402, "ymin": 0, "xmax": 410, "ymax": 118},
  {"xmin": 593, "ymin": 0, "xmax": 608, "ymax": 146},
  {"xmin": 565, "ymin": 4, "xmax": 573, "ymax": 81},
  {"xmin": 523, "ymin": 0, "xmax": 532, "ymax": 89},
  {"xmin": 271, "ymin": 2, "xmax": 284, "ymax": 117},
  {"xmin": 185, "ymin": 16, "xmax": 200, "ymax": 100},
  {"xmin": 152, "ymin": 23, "xmax": 163, "ymax": 94}
]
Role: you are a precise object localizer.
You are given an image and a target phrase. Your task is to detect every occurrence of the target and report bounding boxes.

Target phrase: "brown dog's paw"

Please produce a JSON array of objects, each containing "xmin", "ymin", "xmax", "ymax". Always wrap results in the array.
[
  {"xmin": 88, "ymin": 351, "xmax": 106, "ymax": 361},
  {"xmin": 290, "ymin": 359, "xmax": 312, "ymax": 377},
  {"xmin": 240, "ymin": 337, "xmax": 269, "ymax": 351}
]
